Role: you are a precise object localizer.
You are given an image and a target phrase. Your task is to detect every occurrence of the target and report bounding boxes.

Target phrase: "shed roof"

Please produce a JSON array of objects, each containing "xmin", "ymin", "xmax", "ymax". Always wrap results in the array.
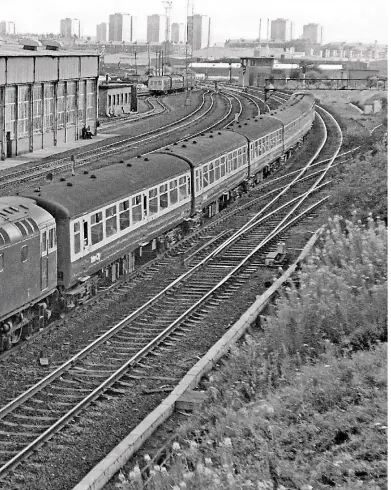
[{"xmin": 0, "ymin": 43, "xmax": 99, "ymax": 58}]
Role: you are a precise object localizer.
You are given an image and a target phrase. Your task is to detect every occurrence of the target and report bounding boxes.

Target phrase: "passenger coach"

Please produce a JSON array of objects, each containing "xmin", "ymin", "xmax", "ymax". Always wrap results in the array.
[{"xmin": 27, "ymin": 157, "xmax": 192, "ymax": 307}]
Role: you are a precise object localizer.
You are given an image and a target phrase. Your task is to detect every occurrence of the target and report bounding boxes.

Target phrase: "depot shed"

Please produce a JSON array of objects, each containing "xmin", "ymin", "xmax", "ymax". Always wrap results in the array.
[{"xmin": 0, "ymin": 40, "xmax": 99, "ymax": 160}]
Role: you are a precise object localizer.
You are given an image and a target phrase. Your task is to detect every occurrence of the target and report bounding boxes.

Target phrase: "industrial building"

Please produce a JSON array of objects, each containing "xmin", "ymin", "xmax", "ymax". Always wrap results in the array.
[
  {"xmin": 0, "ymin": 41, "xmax": 99, "ymax": 160},
  {"xmin": 98, "ymin": 82, "xmax": 137, "ymax": 117}
]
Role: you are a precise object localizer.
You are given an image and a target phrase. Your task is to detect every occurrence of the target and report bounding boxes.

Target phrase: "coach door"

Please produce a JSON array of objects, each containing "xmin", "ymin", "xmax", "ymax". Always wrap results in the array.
[{"xmin": 40, "ymin": 228, "xmax": 49, "ymax": 290}]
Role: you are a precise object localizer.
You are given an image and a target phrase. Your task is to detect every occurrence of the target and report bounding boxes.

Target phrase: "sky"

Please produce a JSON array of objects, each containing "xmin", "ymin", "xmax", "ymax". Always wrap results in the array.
[{"xmin": 1, "ymin": 0, "xmax": 388, "ymax": 44}]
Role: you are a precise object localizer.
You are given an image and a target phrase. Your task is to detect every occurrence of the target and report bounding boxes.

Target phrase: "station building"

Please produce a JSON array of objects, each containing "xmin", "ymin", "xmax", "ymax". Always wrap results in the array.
[
  {"xmin": 0, "ymin": 40, "xmax": 99, "ymax": 160},
  {"xmin": 98, "ymin": 81, "xmax": 138, "ymax": 117}
]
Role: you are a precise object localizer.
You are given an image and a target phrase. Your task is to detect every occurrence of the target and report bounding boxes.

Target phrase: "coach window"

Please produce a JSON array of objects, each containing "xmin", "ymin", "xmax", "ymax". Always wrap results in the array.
[
  {"xmin": 149, "ymin": 188, "xmax": 158, "ymax": 215},
  {"xmin": 21, "ymin": 245, "xmax": 28, "ymax": 263},
  {"xmin": 215, "ymin": 159, "xmax": 221, "ymax": 180},
  {"xmin": 202, "ymin": 165, "xmax": 209, "ymax": 188},
  {"xmin": 220, "ymin": 157, "xmax": 226, "ymax": 177},
  {"xmin": 125, "ymin": 93, "xmax": 128, "ymax": 104},
  {"xmin": 119, "ymin": 200, "xmax": 130, "ymax": 230},
  {"xmin": 265, "ymin": 136, "xmax": 270, "ymax": 151},
  {"xmin": 237, "ymin": 149, "xmax": 242, "ymax": 167},
  {"xmin": 108, "ymin": 95, "xmax": 111, "ymax": 107},
  {"xmin": 41, "ymin": 230, "xmax": 47, "ymax": 255},
  {"xmin": 209, "ymin": 162, "xmax": 215, "ymax": 184},
  {"xmin": 170, "ymin": 180, "xmax": 178, "ymax": 205},
  {"xmin": 232, "ymin": 151, "xmax": 238, "ymax": 170},
  {"xmin": 105, "ymin": 205, "xmax": 118, "ymax": 237},
  {"xmin": 195, "ymin": 170, "xmax": 201, "ymax": 193},
  {"xmin": 91, "ymin": 211, "xmax": 104, "ymax": 245},
  {"xmin": 73, "ymin": 222, "xmax": 81, "ymax": 254},
  {"xmin": 179, "ymin": 176, "xmax": 187, "ymax": 200},
  {"xmin": 227, "ymin": 154, "xmax": 232, "ymax": 173},
  {"xmin": 160, "ymin": 183, "xmax": 168, "ymax": 209},
  {"xmin": 132, "ymin": 195, "xmax": 142, "ymax": 223},
  {"xmin": 0, "ymin": 253, "xmax": 3, "ymax": 272}
]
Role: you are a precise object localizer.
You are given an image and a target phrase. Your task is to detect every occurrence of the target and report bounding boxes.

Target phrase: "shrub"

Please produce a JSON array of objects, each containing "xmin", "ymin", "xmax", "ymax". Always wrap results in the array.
[
  {"xmin": 328, "ymin": 147, "xmax": 387, "ymax": 222},
  {"xmin": 264, "ymin": 216, "xmax": 387, "ymax": 359}
]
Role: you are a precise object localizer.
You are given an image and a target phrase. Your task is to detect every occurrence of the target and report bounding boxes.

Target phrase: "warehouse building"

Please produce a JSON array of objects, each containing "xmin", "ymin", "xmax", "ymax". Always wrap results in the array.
[{"xmin": 0, "ymin": 40, "xmax": 99, "ymax": 160}]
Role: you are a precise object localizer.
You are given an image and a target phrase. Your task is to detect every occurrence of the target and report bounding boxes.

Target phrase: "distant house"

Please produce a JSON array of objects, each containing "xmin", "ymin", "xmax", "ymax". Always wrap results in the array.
[{"xmin": 363, "ymin": 97, "xmax": 382, "ymax": 114}]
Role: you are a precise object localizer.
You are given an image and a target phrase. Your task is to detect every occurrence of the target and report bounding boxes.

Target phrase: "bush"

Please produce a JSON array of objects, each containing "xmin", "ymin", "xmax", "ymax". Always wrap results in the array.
[
  {"xmin": 264, "ymin": 216, "xmax": 387, "ymax": 359},
  {"xmin": 328, "ymin": 147, "xmax": 387, "ymax": 222}
]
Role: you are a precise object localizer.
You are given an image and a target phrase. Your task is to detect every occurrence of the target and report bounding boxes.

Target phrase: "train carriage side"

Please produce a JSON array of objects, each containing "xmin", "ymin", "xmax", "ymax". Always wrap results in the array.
[
  {"xmin": 170, "ymin": 75, "xmax": 185, "ymax": 92},
  {"xmin": 25, "ymin": 157, "xmax": 192, "ymax": 307},
  {"xmin": 148, "ymin": 76, "xmax": 171, "ymax": 94},
  {"xmin": 228, "ymin": 116, "xmax": 283, "ymax": 183},
  {"xmin": 161, "ymin": 131, "xmax": 249, "ymax": 219},
  {"xmin": 268, "ymin": 93, "xmax": 315, "ymax": 154},
  {"xmin": 0, "ymin": 197, "xmax": 57, "ymax": 350}
]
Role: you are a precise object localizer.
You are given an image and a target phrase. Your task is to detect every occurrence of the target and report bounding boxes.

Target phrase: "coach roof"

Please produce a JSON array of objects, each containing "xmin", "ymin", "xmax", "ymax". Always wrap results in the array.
[
  {"xmin": 160, "ymin": 130, "xmax": 247, "ymax": 167},
  {"xmin": 23, "ymin": 154, "xmax": 190, "ymax": 219},
  {"xmin": 227, "ymin": 115, "xmax": 282, "ymax": 140}
]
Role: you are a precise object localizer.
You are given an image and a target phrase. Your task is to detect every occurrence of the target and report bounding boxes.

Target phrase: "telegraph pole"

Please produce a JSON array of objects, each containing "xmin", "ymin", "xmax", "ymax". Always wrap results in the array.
[{"xmin": 184, "ymin": 0, "xmax": 191, "ymax": 106}]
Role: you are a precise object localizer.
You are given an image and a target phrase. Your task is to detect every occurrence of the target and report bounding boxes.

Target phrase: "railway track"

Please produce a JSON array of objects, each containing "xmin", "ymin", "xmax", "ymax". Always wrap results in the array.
[
  {"xmin": 0, "ymin": 103, "xmax": 342, "ymax": 482},
  {"xmin": 0, "ymin": 89, "xmax": 237, "ymax": 193},
  {"xmin": 98, "ymin": 96, "xmax": 165, "ymax": 130}
]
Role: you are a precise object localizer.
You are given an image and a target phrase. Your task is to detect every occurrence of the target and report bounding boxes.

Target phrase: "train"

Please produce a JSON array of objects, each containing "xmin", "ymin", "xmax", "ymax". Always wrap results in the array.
[
  {"xmin": 148, "ymin": 74, "xmax": 196, "ymax": 94},
  {"xmin": 0, "ymin": 92, "xmax": 315, "ymax": 351}
]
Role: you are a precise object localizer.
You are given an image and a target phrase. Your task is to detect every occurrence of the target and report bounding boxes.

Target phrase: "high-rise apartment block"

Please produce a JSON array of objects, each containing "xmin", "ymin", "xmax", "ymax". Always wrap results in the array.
[
  {"xmin": 187, "ymin": 14, "xmax": 209, "ymax": 50},
  {"xmin": 109, "ymin": 13, "xmax": 134, "ymax": 42},
  {"xmin": 270, "ymin": 18, "xmax": 292, "ymax": 42},
  {"xmin": 302, "ymin": 23, "xmax": 323, "ymax": 44},
  {"xmin": 96, "ymin": 23, "xmax": 107, "ymax": 43},
  {"xmin": 60, "ymin": 18, "xmax": 81, "ymax": 38},
  {"xmin": 0, "ymin": 21, "xmax": 16, "ymax": 35},
  {"xmin": 147, "ymin": 14, "xmax": 166, "ymax": 43},
  {"xmin": 171, "ymin": 23, "xmax": 186, "ymax": 43}
]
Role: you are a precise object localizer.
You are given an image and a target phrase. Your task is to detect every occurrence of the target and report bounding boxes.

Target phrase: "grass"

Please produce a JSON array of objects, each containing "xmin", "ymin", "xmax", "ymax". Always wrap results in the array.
[{"xmin": 117, "ymin": 216, "xmax": 387, "ymax": 490}]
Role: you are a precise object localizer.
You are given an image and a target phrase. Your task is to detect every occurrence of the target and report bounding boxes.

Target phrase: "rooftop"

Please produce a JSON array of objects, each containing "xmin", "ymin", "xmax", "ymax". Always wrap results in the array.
[{"xmin": 0, "ymin": 42, "xmax": 98, "ymax": 57}]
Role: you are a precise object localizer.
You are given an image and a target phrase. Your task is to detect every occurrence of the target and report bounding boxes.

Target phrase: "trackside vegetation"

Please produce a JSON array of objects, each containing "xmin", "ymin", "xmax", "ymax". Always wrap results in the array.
[{"xmin": 117, "ymin": 147, "xmax": 387, "ymax": 490}]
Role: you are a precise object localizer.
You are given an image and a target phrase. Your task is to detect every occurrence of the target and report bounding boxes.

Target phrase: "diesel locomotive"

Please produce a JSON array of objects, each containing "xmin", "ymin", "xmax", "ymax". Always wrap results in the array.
[{"xmin": 0, "ymin": 92, "xmax": 315, "ymax": 351}]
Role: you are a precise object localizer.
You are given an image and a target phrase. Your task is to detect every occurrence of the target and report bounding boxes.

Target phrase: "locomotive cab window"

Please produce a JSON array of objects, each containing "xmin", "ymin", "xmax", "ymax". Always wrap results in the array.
[
  {"xmin": 41, "ymin": 230, "xmax": 47, "ymax": 255},
  {"xmin": 49, "ymin": 227, "xmax": 56, "ymax": 251},
  {"xmin": 21, "ymin": 245, "xmax": 28, "ymax": 263}
]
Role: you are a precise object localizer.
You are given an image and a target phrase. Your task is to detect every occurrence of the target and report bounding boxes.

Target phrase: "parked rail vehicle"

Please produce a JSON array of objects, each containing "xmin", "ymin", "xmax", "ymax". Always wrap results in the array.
[
  {"xmin": 148, "ymin": 74, "xmax": 196, "ymax": 94},
  {"xmin": 0, "ymin": 93, "xmax": 315, "ymax": 351}
]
